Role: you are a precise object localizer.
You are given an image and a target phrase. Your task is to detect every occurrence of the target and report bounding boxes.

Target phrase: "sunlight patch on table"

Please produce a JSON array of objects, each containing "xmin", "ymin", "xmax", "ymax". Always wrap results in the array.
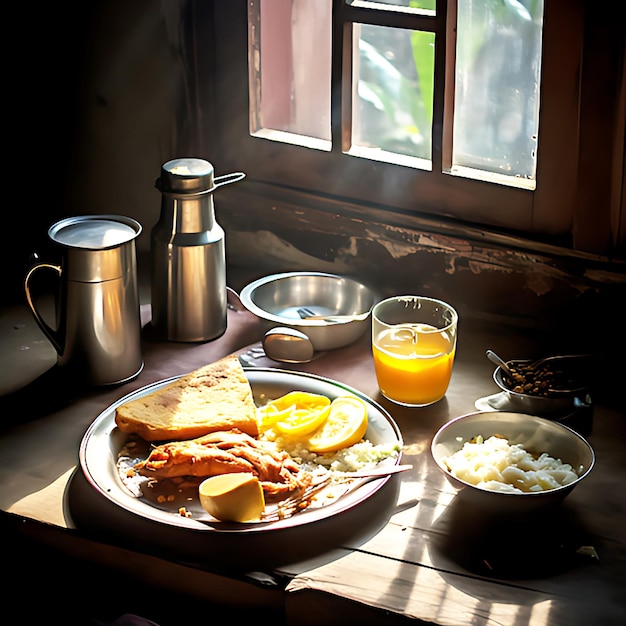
[
  {"xmin": 529, "ymin": 599, "xmax": 553, "ymax": 625},
  {"xmin": 8, "ymin": 466, "xmax": 75, "ymax": 527}
]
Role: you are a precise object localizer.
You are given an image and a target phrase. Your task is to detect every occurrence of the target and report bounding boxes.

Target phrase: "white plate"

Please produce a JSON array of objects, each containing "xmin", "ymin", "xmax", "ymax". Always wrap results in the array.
[{"xmin": 79, "ymin": 367, "xmax": 403, "ymax": 533}]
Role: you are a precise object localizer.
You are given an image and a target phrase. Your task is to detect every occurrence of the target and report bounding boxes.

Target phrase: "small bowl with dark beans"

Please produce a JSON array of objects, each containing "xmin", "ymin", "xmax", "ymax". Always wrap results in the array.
[{"xmin": 493, "ymin": 355, "xmax": 590, "ymax": 416}]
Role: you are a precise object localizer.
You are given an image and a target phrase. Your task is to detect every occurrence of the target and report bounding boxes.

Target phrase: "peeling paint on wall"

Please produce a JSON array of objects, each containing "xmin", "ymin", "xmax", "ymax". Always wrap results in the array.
[
  {"xmin": 526, "ymin": 272, "xmax": 554, "ymax": 296},
  {"xmin": 335, "ymin": 237, "xmax": 359, "ymax": 260},
  {"xmin": 366, "ymin": 226, "xmax": 461, "ymax": 259},
  {"xmin": 219, "ymin": 185, "xmax": 626, "ymax": 326},
  {"xmin": 227, "ymin": 231, "xmax": 354, "ymax": 276}
]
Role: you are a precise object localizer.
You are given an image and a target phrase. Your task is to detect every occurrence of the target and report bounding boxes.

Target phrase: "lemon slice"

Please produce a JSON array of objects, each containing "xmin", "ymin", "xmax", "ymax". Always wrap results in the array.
[
  {"xmin": 199, "ymin": 473, "xmax": 265, "ymax": 522},
  {"xmin": 275, "ymin": 404, "xmax": 331, "ymax": 436},
  {"xmin": 267, "ymin": 391, "xmax": 330, "ymax": 412},
  {"xmin": 307, "ymin": 396, "xmax": 369, "ymax": 453},
  {"xmin": 258, "ymin": 391, "xmax": 331, "ymax": 435},
  {"xmin": 257, "ymin": 403, "xmax": 295, "ymax": 429}
]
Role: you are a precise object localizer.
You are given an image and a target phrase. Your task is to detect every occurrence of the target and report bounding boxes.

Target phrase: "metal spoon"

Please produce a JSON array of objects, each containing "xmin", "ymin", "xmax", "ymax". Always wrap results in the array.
[
  {"xmin": 488, "ymin": 350, "xmax": 589, "ymax": 394},
  {"xmin": 523, "ymin": 353, "xmax": 593, "ymax": 370},
  {"xmin": 262, "ymin": 327, "xmax": 315, "ymax": 363},
  {"xmin": 485, "ymin": 349, "xmax": 514, "ymax": 376},
  {"xmin": 297, "ymin": 307, "xmax": 370, "ymax": 324},
  {"xmin": 514, "ymin": 354, "xmax": 591, "ymax": 394}
]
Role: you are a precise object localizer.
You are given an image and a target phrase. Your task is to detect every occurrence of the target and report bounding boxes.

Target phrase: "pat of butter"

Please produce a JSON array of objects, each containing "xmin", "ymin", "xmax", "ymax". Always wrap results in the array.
[{"xmin": 199, "ymin": 473, "xmax": 265, "ymax": 522}]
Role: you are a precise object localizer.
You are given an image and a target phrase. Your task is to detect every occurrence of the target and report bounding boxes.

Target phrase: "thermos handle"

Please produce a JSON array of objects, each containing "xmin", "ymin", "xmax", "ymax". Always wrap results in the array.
[
  {"xmin": 213, "ymin": 172, "xmax": 246, "ymax": 190},
  {"xmin": 24, "ymin": 263, "xmax": 62, "ymax": 354},
  {"xmin": 154, "ymin": 171, "xmax": 245, "ymax": 196}
]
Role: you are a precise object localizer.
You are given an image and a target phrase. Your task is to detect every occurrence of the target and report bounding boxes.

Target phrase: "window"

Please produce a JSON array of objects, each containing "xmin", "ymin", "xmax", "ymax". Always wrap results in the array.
[
  {"xmin": 249, "ymin": 0, "xmax": 542, "ymax": 187},
  {"xmin": 204, "ymin": 0, "xmax": 625, "ymax": 258}
]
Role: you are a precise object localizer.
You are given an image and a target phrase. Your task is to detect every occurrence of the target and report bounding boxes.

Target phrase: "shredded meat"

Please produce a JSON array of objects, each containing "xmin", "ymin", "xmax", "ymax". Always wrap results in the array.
[{"xmin": 134, "ymin": 429, "xmax": 310, "ymax": 497}]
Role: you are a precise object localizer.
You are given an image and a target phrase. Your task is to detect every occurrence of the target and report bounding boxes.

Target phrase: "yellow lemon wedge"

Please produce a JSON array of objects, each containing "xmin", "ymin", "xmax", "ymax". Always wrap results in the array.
[
  {"xmin": 198, "ymin": 473, "xmax": 265, "ymax": 522},
  {"xmin": 257, "ymin": 403, "xmax": 296, "ymax": 429},
  {"xmin": 275, "ymin": 404, "xmax": 331, "ymax": 436},
  {"xmin": 307, "ymin": 396, "xmax": 369, "ymax": 453},
  {"xmin": 258, "ymin": 391, "xmax": 331, "ymax": 435},
  {"xmin": 267, "ymin": 391, "xmax": 331, "ymax": 412}
]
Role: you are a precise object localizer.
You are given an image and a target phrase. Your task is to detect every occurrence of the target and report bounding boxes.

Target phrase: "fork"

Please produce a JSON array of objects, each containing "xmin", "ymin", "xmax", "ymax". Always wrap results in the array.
[
  {"xmin": 237, "ymin": 346, "xmax": 267, "ymax": 367},
  {"xmin": 262, "ymin": 464, "xmax": 412, "ymax": 522}
]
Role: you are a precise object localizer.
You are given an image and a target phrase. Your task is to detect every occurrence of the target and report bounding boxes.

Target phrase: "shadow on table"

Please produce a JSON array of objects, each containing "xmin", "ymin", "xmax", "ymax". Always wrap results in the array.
[
  {"xmin": 0, "ymin": 303, "xmax": 266, "ymax": 427},
  {"xmin": 429, "ymin": 494, "xmax": 597, "ymax": 581},
  {"xmin": 66, "ymin": 466, "xmax": 404, "ymax": 578}
]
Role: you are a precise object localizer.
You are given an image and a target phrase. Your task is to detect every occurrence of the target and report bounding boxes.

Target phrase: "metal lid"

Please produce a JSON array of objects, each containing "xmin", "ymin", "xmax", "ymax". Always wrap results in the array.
[
  {"xmin": 49, "ymin": 215, "xmax": 141, "ymax": 250},
  {"xmin": 46, "ymin": 215, "xmax": 141, "ymax": 282},
  {"xmin": 157, "ymin": 158, "xmax": 215, "ymax": 195}
]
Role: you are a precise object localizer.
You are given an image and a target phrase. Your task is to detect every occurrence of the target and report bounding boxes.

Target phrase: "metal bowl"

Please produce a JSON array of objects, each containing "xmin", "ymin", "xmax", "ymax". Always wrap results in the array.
[
  {"xmin": 493, "ymin": 362, "xmax": 585, "ymax": 416},
  {"xmin": 239, "ymin": 272, "xmax": 378, "ymax": 352},
  {"xmin": 431, "ymin": 411, "xmax": 595, "ymax": 514}
]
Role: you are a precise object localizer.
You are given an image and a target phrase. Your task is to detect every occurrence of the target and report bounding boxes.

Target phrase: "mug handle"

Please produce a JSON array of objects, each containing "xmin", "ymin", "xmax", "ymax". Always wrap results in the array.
[{"xmin": 24, "ymin": 263, "xmax": 62, "ymax": 354}]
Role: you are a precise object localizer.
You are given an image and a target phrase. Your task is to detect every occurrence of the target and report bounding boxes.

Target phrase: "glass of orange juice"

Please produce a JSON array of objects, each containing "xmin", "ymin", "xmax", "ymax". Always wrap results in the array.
[{"xmin": 372, "ymin": 296, "xmax": 458, "ymax": 407}]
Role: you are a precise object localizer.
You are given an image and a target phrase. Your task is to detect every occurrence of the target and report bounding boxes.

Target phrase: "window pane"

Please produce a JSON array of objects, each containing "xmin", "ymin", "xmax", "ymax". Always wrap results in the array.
[
  {"xmin": 249, "ymin": 0, "xmax": 332, "ymax": 149},
  {"xmin": 351, "ymin": 23, "xmax": 434, "ymax": 166},
  {"xmin": 452, "ymin": 0, "xmax": 544, "ymax": 186}
]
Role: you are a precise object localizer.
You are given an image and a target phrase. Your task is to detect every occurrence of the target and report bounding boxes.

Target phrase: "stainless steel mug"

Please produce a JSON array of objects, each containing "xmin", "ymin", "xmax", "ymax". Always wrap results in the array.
[
  {"xmin": 151, "ymin": 158, "xmax": 245, "ymax": 342},
  {"xmin": 24, "ymin": 215, "xmax": 144, "ymax": 386}
]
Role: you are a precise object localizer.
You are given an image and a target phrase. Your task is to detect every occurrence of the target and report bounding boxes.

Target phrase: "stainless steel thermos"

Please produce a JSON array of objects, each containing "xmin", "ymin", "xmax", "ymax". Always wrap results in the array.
[
  {"xmin": 25, "ymin": 215, "xmax": 144, "ymax": 386},
  {"xmin": 150, "ymin": 158, "xmax": 244, "ymax": 342}
]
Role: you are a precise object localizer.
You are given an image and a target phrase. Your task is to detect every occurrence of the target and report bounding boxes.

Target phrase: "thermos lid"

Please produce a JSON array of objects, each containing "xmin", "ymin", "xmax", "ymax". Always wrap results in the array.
[{"xmin": 158, "ymin": 158, "xmax": 215, "ymax": 195}]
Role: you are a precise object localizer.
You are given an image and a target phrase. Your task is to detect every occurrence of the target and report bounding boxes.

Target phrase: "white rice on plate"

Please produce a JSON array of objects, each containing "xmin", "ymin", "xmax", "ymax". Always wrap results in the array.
[
  {"xmin": 258, "ymin": 428, "xmax": 401, "ymax": 510},
  {"xmin": 260, "ymin": 428, "xmax": 401, "ymax": 473}
]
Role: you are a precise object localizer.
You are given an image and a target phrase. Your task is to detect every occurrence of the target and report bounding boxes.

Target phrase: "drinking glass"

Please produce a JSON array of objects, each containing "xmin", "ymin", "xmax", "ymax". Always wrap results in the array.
[{"xmin": 372, "ymin": 296, "xmax": 458, "ymax": 407}]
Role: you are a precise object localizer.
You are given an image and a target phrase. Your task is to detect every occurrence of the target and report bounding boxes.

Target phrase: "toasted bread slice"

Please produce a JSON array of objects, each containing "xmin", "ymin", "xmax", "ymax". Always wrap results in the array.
[{"xmin": 114, "ymin": 354, "xmax": 258, "ymax": 441}]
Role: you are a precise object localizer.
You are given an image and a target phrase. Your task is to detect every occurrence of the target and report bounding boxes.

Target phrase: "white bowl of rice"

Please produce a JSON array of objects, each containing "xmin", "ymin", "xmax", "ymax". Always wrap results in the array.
[{"xmin": 431, "ymin": 411, "xmax": 595, "ymax": 513}]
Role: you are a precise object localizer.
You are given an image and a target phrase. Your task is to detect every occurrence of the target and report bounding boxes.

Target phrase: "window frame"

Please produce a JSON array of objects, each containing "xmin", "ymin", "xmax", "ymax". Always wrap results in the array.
[{"xmin": 196, "ymin": 0, "xmax": 624, "ymax": 259}]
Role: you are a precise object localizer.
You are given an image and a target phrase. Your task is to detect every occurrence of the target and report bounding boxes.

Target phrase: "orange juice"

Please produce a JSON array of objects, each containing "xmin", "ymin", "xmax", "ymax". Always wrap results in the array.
[{"xmin": 372, "ymin": 324, "xmax": 455, "ymax": 406}]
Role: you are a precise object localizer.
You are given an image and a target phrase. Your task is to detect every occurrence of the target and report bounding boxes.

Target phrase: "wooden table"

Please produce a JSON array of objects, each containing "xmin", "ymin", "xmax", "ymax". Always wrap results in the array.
[{"xmin": 1, "ymin": 302, "xmax": 625, "ymax": 625}]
